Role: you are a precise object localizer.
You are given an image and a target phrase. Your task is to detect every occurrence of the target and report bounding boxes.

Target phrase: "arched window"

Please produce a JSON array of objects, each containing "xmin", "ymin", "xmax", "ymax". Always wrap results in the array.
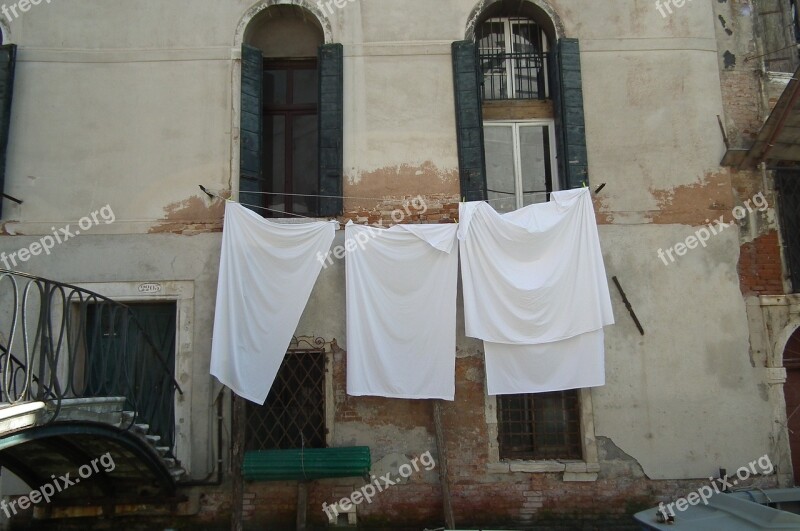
[
  {"xmin": 452, "ymin": 1, "xmax": 588, "ymax": 211},
  {"xmin": 239, "ymin": 6, "xmax": 343, "ymax": 218}
]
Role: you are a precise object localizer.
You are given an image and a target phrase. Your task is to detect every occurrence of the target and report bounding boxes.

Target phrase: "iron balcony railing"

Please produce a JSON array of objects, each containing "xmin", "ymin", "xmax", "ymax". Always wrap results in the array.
[
  {"xmin": 0, "ymin": 270, "xmax": 182, "ymax": 453},
  {"xmin": 478, "ymin": 48, "xmax": 550, "ymax": 101}
]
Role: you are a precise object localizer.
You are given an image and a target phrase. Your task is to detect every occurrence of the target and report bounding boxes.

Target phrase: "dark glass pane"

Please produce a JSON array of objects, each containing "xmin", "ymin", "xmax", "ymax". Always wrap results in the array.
[
  {"xmin": 264, "ymin": 70, "xmax": 287, "ymax": 105},
  {"xmin": 265, "ymin": 115, "xmax": 286, "ymax": 213},
  {"xmin": 291, "ymin": 114, "xmax": 319, "ymax": 215},
  {"xmin": 293, "ymin": 69, "xmax": 318, "ymax": 105},
  {"xmin": 478, "ymin": 21, "xmax": 509, "ymax": 100},
  {"xmin": 484, "ymin": 124, "xmax": 516, "ymax": 213},
  {"xmin": 520, "ymin": 125, "xmax": 551, "ymax": 206}
]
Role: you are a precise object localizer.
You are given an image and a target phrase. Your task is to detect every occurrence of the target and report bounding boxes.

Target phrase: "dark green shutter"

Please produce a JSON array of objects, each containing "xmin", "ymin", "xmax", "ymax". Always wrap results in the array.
[
  {"xmin": 451, "ymin": 41, "xmax": 487, "ymax": 202},
  {"xmin": 0, "ymin": 44, "xmax": 16, "ymax": 219},
  {"xmin": 240, "ymin": 44, "xmax": 263, "ymax": 214},
  {"xmin": 552, "ymin": 38, "xmax": 588, "ymax": 189},
  {"xmin": 318, "ymin": 43, "xmax": 343, "ymax": 217}
]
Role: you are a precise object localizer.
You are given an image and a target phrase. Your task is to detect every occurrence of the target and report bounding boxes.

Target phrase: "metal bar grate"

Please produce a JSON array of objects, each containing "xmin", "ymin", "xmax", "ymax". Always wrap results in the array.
[
  {"xmin": 477, "ymin": 18, "xmax": 548, "ymax": 101},
  {"xmin": 245, "ymin": 349, "xmax": 326, "ymax": 451},
  {"xmin": 497, "ymin": 390, "xmax": 582, "ymax": 460}
]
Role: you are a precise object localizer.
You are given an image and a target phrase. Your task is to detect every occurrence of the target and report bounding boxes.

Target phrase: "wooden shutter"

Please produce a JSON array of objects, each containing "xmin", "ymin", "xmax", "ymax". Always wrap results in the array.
[
  {"xmin": 318, "ymin": 43, "xmax": 343, "ymax": 217},
  {"xmin": 552, "ymin": 38, "xmax": 588, "ymax": 190},
  {"xmin": 0, "ymin": 44, "xmax": 16, "ymax": 219},
  {"xmin": 451, "ymin": 40, "xmax": 487, "ymax": 202},
  {"xmin": 240, "ymin": 44, "xmax": 264, "ymax": 214}
]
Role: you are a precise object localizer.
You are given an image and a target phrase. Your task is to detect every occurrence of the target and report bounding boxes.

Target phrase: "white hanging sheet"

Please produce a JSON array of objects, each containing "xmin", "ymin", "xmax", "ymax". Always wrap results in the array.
[
  {"xmin": 210, "ymin": 203, "xmax": 337, "ymax": 404},
  {"xmin": 483, "ymin": 329, "xmax": 606, "ymax": 395},
  {"xmin": 458, "ymin": 188, "xmax": 614, "ymax": 345},
  {"xmin": 345, "ymin": 222, "xmax": 459, "ymax": 400}
]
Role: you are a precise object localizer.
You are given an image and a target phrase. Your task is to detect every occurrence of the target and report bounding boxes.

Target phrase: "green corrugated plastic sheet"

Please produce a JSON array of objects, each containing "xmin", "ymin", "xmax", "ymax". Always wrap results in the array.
[{"xmin": 243, "ymin": 446, "xmax": 371, "ymax": 481}]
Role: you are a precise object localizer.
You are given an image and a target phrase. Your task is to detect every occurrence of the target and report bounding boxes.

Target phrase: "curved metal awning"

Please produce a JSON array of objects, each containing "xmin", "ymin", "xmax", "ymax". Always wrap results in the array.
[{"xmin": 0, "ymin": 422, "xmax": 177, "ymax": 505}]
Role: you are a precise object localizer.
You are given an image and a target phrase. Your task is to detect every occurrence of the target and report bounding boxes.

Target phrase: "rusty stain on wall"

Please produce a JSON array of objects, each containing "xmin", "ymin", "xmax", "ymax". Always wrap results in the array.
[
  {"xmin": 149, "ymin": 195, "xmax": 225, "ymax": 235},
  {"xmin": 649, "ymin": 171, "xmax": 736, "ymax": 225},
  {"xmin": 345, "ymin": 162, "xmax": 458, "ymax": 211}
]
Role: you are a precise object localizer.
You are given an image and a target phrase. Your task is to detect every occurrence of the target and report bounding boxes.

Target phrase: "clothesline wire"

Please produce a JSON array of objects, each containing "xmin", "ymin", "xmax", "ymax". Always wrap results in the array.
[
  {"xmin": 200, "ymin": 185, "xmax": 548, "ymax": 205},
  {"xmin": 201, "ymin": 187, "xmax": 321, "ymax": 220}
]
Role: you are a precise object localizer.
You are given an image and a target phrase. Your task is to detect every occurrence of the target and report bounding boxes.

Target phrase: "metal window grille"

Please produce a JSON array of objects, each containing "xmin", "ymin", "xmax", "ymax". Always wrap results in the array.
[
  {"xmin": 245, "ymin": 347, "xmax": 326, "ymax": 451},
  {"xmin": 477, "ymin": 18, "xmax": 549, "ymax": 101},
  {"xmin": 777, "ymin": 173, "xmax": 800, "ymax": 293},
  {"xmin": 497, "ymin": 390, "xmax": 582, "ymax": 460}
]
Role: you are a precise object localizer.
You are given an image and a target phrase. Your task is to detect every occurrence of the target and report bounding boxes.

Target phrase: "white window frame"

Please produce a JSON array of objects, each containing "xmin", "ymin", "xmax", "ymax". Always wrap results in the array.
[{"xmin": 484, "ymin": 119, "xmax": 559, "ymax": 211}]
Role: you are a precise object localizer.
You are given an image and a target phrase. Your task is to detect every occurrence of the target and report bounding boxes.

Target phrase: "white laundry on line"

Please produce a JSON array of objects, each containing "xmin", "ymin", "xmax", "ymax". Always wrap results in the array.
[
  {"xmin": 458, "ymin": 188, "xmax": 614, "ymax": 395},
  {"xmin": 483, "ymin": 329, "xmax": 606, "ymax": 395},
  {"xmin": 210, "ymin": 202, "xmax": 337, "ymax": 404},
  {"xmin": 345, "ymin": 221, "xmax": 459, "ymax": 400}
]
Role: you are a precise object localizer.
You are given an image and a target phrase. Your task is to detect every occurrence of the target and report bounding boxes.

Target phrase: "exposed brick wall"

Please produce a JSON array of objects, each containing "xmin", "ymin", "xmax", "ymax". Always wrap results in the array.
[
  {"xmin": 739, "ymin": 231, "xmax": 785, "ymax": 295},
  {"xmin": 186, "ymin": 347, "xmax": 780, "ymax": 529},
  {"xmin": 719, "ymin": 69, "xmax": 764, "ymax": 146},
  {"xmin": 339, "ymin": 194, "xmax": 460, "ymax": 227}
]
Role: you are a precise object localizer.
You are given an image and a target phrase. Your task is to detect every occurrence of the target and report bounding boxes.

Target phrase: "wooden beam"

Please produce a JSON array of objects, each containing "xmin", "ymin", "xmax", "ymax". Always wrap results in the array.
[
  {"xmin": 433, "ymin": 400, "xmax": 455, "ymax": 529},
  {"xmin": 482, "ymin": 99, "xmax": 554, "ymax": 121},
  {"xmin": 231, "ymin": 393, "xmax": 245, "ymax": 531},
  {"xmin": 296, "ymin": 482, "xmax": 308, "ymax": 531}
]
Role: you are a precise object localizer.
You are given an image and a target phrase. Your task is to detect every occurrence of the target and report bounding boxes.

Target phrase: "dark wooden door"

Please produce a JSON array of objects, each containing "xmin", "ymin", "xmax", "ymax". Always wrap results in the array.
[{"xmin": 784, "ymin": 328, "xmax": 800, "ymax": 485}]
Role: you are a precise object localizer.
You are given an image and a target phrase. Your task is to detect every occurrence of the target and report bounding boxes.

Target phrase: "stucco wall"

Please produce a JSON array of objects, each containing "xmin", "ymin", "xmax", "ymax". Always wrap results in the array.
[{"xmin": 0, "ymin": 0, "xmax": 788, "ymax": 526}]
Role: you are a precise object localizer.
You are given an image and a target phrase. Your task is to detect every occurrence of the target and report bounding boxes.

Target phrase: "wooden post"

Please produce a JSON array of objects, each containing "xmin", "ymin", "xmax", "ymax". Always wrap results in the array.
[
  {"xmin": 231, "ymin": 393, "xmax": 245, "ymax": 531},
  {"xmin": 433, "ymin": 400, "xmax": 455, "ymax": 529},
  {"xmin": 296, "ymin": 482, "xmax": 308, "ymax": 531}
]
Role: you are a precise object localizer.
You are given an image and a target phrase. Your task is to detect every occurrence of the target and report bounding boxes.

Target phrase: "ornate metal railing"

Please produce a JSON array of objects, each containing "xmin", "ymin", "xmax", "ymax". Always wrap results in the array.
[{"xmin": 0, "ymin": 270, "xmax": 181, "ymax": 452}]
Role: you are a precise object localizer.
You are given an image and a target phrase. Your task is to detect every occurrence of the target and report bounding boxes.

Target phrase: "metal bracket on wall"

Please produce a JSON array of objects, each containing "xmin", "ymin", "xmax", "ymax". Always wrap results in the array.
[{"xmin": 612, "ymin": 276, "xmax": 645, "ymax": 336}]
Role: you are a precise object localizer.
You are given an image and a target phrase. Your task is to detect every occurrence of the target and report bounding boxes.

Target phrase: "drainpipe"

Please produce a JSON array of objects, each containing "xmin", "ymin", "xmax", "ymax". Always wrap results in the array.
[{"xmin": 178, "ymin": 389, "xmax": 225, "ymax": 487}]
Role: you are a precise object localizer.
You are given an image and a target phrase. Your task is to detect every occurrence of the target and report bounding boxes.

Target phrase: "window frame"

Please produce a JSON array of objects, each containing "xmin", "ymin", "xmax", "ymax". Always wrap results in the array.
[
  {"xmin": 485, "ymin": 387, "xmax": 600, "ymax": 481},
  {"xmin": 478, "ymin": 16, "xmax": 550, "ymax": 101},
  {"xmin": 496, "ymin": 390, "xmax": 582, "ymax": 461},
  {"xmin": 244, "ymin": 336, "xmax": 335, "ymax": 451},
  {"xmin": 483, "ymin": 118, "xmax": 558, "ymax": 211},
  {"xmin": 262, "ymin": 57, "xmax": 320, "ymax": 218}
]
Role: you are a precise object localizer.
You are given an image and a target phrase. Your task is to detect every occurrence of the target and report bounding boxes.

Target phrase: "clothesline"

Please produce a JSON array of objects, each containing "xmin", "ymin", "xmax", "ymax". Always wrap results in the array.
[
  {"xmin": 199, "ymin": 185, "xmax": 554, "ymax": 221},
  {"xmin": 209, "ymin": 189, "xmax": 614, "ymax": 403},
  {"xmin": 204, "ymin": 187, "xmax": 549, "ymax": 202}
]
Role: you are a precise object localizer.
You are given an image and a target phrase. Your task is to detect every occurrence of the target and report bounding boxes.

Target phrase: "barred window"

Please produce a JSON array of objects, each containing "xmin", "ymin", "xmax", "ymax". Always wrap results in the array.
[
  {"xmin": 477, "ymin": 17, "xmax": 549, "ymax": 101},
  {"xmin": 497, "ymin": 390, "xmax": 582, "ymax": 460},
  {"xmin": 245, "ymin": 348, "xmax": 326, "ymax": 451}
]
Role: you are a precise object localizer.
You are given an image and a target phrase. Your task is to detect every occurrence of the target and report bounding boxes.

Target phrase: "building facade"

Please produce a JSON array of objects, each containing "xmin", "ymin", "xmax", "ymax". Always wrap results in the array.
[{"xmin": 0, "ymin": 0, "xmax": 798, "ymax": 529}]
